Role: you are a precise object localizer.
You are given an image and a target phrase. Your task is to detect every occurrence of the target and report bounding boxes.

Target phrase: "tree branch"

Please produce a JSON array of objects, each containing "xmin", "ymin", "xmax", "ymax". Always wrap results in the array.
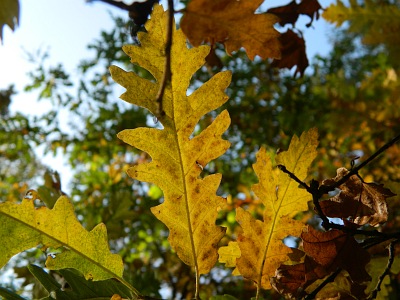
[{"xmin": 319, "ymin": 132, "xmax": 400, "ymax": 195}]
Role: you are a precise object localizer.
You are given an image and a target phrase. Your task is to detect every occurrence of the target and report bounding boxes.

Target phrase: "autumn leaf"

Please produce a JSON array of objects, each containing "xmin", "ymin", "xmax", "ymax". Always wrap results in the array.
[
  {"xmin": 320, "ymin": 167, "xmax": 396, "ymax": 226},
  {"xmin": 0, "ymin": 196, "xmax": 124, "ymax": 282},
  {"xmin": 180, "ymin": 0, "xmax": 281, "ymax": 60},
  {"xmin": 272, "ymin": 255, "xmax": 327, "ymax": 298},
  {"xmin": 0, "ymin": 0, "xmax": 19, "ymax": 42},
  {"xmin": 218, "ymin": 241, "xmax": 241, "ymax": 276},
  {"xmin": 219, "ymin": 129, "xmax": 318, "ymax": 291},
  {"xmin": 271, "ymin": 29, "xmax": 309, "ymax": 77},
  {"xmin": 110, "ymin": 4, "xmax": 231, "ymax": 275},
  {"xmin": 302, "ymin": 226, "xmax": 371, "ymax": 283},
  {"xmin": 273, "ymin": 226, "xmax": 371, "ymax": 298},
  {"xmin": 267, "ymin": 0, "xmax": 322, "ymax": 27}
]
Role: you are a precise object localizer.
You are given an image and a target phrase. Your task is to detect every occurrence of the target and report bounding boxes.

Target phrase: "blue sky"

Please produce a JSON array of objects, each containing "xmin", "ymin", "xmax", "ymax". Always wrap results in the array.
[
  {"xmin": 0, "ymin": 0, "xmax": 126, "ymax": 114},
  {"xmin": 0, "ymin": 0, "xmax": 335, "ymax": 191}
]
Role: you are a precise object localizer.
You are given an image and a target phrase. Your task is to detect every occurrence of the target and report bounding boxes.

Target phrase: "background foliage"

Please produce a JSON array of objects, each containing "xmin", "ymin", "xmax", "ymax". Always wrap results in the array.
[{"xmin": 1, "ymin": 0, "xmax": 400, "ymax": 299}]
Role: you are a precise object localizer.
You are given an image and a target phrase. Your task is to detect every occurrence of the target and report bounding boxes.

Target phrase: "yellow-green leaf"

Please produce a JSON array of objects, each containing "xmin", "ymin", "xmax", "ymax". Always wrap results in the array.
[
  {"xmin": 110, "ymin": 4, "xmax": 231, "ymax": 275},
  {"xmin": 233, "ymin": 128, "xmax": 318, "ymax": 290},
  {"xmin": 218, "ymin": 241, "xmax": 241, "ymax": 275},
  {"xmin": 0, "ymin": 196, "xmax": 123, "ymax": 281},
  {"xmin": 366, "ymin": 256, "xmax": 400, "ymax": 300},
  {"xmin": 323, "ymin": 0, "xmax": 400, "ymax": 49}
]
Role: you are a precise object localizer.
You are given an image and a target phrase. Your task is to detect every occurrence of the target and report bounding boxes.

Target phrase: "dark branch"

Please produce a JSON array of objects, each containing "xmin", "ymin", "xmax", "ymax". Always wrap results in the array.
[
  {"xmin": 319, "ymin": 133, "xmax": 400, "ymax": 195},
  {"xmin": 155, "ymin": 0, "xmax": 174, "ymax": 117},
  {"xmin": 277, "ymin": 164, "xmax": 311, "ymax": 192},
  {"xmin": 303, "ymin": 268, "xmax": 342, "ymax": 300}
]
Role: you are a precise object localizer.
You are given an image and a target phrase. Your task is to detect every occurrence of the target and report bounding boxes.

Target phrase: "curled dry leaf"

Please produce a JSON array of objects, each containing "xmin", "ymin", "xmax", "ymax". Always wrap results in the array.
[
  {"xmin": 271, "ymin": 29, "xmax": 309, "ymax": 77},
  {"xmin": 181, "ymin": 0, "xmax": 281, "ymax": 60},
  {"xmin": 272, "ymin": 251, "xmax": 327, "ymax": 298},
  {"xmin": 320, "ymin": 167, "xmax": 396, "ymax": 226}
]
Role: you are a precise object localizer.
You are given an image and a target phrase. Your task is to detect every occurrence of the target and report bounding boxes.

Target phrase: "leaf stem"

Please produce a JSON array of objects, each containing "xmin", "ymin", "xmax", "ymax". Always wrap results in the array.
[
  {"xmin": 255, "ymin": 286, "xmax": 260, "ymax": 300},
  {"xmin": 155, "ymin": 0, "xmax": 174, "ymax": 117},
  {"xmin": 195, "ymin": 266, "xmax": 200, "ymax": 300}
]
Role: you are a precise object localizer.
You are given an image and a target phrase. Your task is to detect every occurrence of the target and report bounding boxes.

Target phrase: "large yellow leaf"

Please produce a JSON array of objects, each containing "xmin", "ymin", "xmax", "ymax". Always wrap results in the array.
[
  {"xmin": 220, "ymin": 129, "xmax": 318, "ymax": 290},
  {"xmin": 0, "ymin": 196, "xmax": 123, "ymax": 281},
  {"xmin": 180, "ymin": 0, "xmax": 281, "ymax": 61},
  {"xmin": 110, "ymin": 4, "xmax": 231, "ymax": 275}
]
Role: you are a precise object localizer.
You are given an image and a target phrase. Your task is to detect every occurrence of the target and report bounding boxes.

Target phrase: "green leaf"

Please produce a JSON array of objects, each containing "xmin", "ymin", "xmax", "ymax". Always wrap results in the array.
[
  {"xmin": 28, "ymin": 264, "xmax": 132, "ymax": 300},
  {"xmin": 0, "ymin": 196, "xmax": 124, "ymax": 282},
  {"xmin": 0, "ymin": 287, "xmax": 26, "ymax": 300},
  {"xmin": 27, "ymin": 264, "xmax": 75, "ymax": 300}
]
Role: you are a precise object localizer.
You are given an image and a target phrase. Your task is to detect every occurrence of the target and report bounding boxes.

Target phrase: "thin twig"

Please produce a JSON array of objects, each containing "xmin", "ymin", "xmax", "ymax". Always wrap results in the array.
[
  {"xmin": 319, "ymin": 133, "xmax": 400, "ymax": 195},
  {"xmin": 155, "ymin": 0, "xmax": 174, "ymax": 117},
  {"xmin": 277, "ymin": 164, "xmax": 311, "ymax": 192},
  {"xmin": 368, "ymin": 241, "xmax": 398, "ymax": 300},
  {"xmin": 303, "ymin": 268, "xmax": 342, "ymax": 300}
]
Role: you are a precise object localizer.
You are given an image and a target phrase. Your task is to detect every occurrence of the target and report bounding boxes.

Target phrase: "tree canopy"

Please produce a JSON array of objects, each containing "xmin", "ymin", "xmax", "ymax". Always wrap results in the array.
[{"xmin": 1, "ymin": 0, "xmax": 400, "ymax": 299}]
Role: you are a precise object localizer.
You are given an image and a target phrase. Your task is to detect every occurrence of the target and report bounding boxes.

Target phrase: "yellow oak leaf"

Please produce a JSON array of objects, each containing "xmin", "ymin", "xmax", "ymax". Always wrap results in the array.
[
  {"xmin": 231, "ymin": 128, "xmax": 318, "ymax": 290},
  {"xmin": 110, "ymin": 4, "xmax": 231, "ymax": 275},
  {"xmin": 218, "ymin": 241, "xmax": 241, "ymax": 275},
  {"xmin": 180, "ymin": 0, "xmax": 281, "ymax": 61},
  {"xmin": 0, "ymin": 196, "xmax": 124, "ymax": 282}
]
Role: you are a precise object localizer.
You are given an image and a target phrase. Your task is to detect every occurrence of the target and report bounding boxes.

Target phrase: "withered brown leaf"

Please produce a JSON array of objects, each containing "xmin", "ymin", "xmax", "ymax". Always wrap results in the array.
[
  {"xmin": 273, "ymin": 227, "xmax": 371, "ymax": 298},
  {"xmin": 320, "ymin": 168, "xmax": 396, "ymax": 226},
  {"xmin": 302, "ymin": 226, "xmax": 371, "ymax": 283},
  {"xmin": 271, "ymin": 29, "xmax": 309, "ymax": 77},
  {"xmin": 267, "ymin": 0, "xmax": 322, "ymax": 27},
  {"xmin": 181, "ymin": 0, "xmax": 281, "ymax": 60},
  {"xmin": 272, "ymin": 254, "xmax": 327, "ymax": 298}
]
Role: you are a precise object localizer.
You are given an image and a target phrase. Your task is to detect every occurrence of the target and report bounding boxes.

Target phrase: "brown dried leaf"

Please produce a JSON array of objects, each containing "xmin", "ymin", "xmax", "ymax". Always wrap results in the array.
[
  {"xmin": 272, "ymin": 255, "xmax": 327, "ymax": 298},
  {"xmin": 320, "ymin": 168, "xmax": 396, "ymax": 226},
  {"xmin": 301, "ymin": 226, "xmax": 371, "ymax": 283},
  {"xmin": 128, "ymin": 0, "xmax": 159, "ymax": 26},
  {"xmin": 297, "ymin": 0, "xmax": 322, "ymax": 27},
  {"xmin": 180, "ymin": 0, "xmax": 281, "ymax": 60},
  {"xmin": 271, "ymin": 29, "xmax": 309, "ymax": 77},
  {"xmin": 205, "ymin": 47, "xmax": 223, "ymax": 70},
  {"xmin": 267, "ymin": 0, "xmax": 299, "ymax": 27},
  {"xmin": 267, "ymin": 0, "xmax": 322, "ymax": 27}
]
